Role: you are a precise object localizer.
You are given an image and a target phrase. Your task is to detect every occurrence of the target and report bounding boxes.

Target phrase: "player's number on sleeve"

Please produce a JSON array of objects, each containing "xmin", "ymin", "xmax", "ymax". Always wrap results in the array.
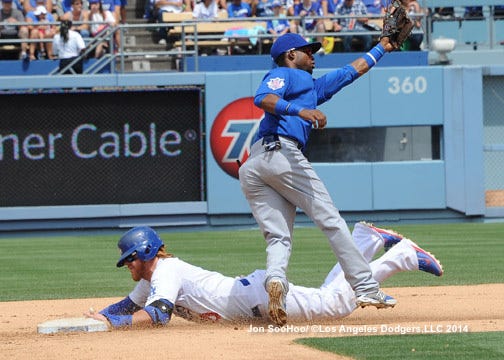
[{"xmin": 387, "ymin": 76, "xmax": 427, "ymax": 95}]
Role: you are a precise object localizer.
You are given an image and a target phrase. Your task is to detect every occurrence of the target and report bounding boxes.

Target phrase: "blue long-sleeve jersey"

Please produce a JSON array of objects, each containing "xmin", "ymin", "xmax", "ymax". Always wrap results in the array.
[{"xmin": 254, "ymin": 65, "xmax": 359, "ymax": 150}]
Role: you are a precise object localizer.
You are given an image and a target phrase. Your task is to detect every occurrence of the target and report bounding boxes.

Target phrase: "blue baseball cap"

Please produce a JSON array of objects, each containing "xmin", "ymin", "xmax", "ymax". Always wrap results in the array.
[{"xmin": 270, "ymin": 33, "xmax": 321, "ymax": 62}]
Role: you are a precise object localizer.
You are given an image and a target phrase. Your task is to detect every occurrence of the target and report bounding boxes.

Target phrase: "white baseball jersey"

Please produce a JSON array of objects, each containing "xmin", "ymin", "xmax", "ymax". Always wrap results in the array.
[
  {"xmin": 127, "ymin": 223, "xmax": 418, "ymax": 322},
  {"xmin": 128, "ymin": 258, "xmax": 267, "ymax": 321}
]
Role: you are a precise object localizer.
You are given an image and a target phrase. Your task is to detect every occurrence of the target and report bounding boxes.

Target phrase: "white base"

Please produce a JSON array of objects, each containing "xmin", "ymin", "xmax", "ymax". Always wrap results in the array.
[{"xmin": 37, "ymin": 317, "xmax": 109, "ymax": 334}]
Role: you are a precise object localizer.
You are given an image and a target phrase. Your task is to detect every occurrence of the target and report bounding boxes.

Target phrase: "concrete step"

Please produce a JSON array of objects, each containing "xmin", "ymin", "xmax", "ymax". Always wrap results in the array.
[
  {"xmin": 125, "ymin": 9, "xmax": 140, "ymax": 19},
  {"xmin": 124, "ymin": 32, "xmax": 158, "ymax": 46},
  {"xmin": 125, "ymin": 0, "xmax": 146, "ymax": 19},
  {"xmin": 118, "ymin": 56, "xmax": 179, "ymax": 72},
  {"xmin": 124, "ymin": 44, "xmax": 168, "ymax": 53},
  {"xmin": 117, "ymin": 2, "xmax": 181, "ymax": 60}
]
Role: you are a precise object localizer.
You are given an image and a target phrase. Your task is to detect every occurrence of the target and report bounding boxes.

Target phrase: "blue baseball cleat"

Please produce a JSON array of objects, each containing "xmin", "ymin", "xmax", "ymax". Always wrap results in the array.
[
  {"xmin": 360, "ymin": 222, "xmax": 404, "ymax": 251},
  {"xmin": 410, "ymin": 241, "xmax": 444, "ymax": 277}
]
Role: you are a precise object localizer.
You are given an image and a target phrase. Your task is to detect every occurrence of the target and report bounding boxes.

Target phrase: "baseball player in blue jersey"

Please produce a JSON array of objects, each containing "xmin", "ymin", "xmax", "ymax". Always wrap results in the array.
[
  {"xmin": 238, "ymin": 32, "xmax": 398, "ymax": 326},
  {"xmin": 84, "ymin": 224, "xmax": 443, "ymax": 328}
]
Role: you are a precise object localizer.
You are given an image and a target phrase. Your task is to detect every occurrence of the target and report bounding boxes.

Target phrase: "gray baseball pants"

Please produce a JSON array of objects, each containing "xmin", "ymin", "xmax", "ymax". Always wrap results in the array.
[{"xmin": 239, "ymin": 136, "xmax": 379, "ymax": 297}]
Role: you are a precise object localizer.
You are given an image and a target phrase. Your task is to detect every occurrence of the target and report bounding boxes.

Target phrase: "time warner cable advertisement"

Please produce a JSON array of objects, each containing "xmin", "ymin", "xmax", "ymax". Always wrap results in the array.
[{"xmin": 0, "ymin": 89, "xmax": 203, "ymax": 207}]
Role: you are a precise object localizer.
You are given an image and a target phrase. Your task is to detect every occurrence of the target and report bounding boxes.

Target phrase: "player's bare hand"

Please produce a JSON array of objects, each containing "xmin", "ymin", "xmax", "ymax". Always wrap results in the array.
[
  {"xmin": 299, "ymin": 109, "xmax": 327, "ymax": 129},
  {"xmin": 379, "ymin": 37, "xmax": 394, "ymax": 52},
  {"xmin": 84, "ymin": 307, "xmax": 108, "ymax": 323}
]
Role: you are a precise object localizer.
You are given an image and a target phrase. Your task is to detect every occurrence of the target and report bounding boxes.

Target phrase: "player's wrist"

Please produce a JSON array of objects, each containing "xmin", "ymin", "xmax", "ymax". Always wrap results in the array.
[
  {"xmin": 99, "ymin": 305, "xmax": 134, "ymax": 328},
  {"xmin": 275, "ymin": 98, "xmax": 302, "ymax": 116},
  {"xmin": 286, "ymin": 102, "xmax": 303, "ymax": 116},
  {"xmin": 100, "ymin": 312, "xmax": 133, "ymax": 328},
  {"xmin": 363, "ymin": 43, "xmax": 385, "ymax": 68},
  {"xmin": 380, "ymin": 38, "xmax": 394, "ymax": 52}
]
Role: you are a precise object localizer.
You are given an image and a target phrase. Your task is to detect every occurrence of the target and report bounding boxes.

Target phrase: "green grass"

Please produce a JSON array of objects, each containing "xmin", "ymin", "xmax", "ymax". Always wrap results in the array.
[
  {"xmin": 0, "ymin": 222, "xmax": 502, "ymax": 301},
  {"xmin": 372, "ymin": 222, "xmax": 504, "ymax": 287},
  {"xmin": 0, "ymin": 222, "xmax": 502, "ymax": 358},
  {"xmin": 296, "ymin": 332, "xmax": 504, "ymax": 359}
]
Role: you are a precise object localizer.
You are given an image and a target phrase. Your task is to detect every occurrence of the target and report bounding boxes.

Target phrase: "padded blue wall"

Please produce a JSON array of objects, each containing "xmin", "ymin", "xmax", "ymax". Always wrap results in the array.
[{"xmin": 205, "ymin": 67, "xmax": 452, "ymax": 214}]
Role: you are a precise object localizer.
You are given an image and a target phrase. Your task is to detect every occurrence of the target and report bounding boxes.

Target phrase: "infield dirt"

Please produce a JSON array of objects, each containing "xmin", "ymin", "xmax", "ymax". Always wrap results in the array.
[{"xmin": 1, "ymin": 284, "xmax": 503, "ymax": 360}]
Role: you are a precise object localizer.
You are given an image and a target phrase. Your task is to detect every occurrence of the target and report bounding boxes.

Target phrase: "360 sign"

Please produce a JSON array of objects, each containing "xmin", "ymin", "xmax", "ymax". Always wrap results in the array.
[{"xmin": 387, "ymin": 76, "xmax": 428, "ymax": 94}]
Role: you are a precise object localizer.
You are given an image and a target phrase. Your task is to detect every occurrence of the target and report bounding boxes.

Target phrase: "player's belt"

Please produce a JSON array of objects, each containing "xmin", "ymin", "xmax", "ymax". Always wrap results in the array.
[
  {"xmin": 262, "ymin": 134, "xmax": 281, "ymax": 152},
  {"xmin": 262, "ymin": 134, "xmax": 302, "ymax": 151},
  {"xmin": 278, "ymin": 135, "xmax": 303, "ymax": 150}
]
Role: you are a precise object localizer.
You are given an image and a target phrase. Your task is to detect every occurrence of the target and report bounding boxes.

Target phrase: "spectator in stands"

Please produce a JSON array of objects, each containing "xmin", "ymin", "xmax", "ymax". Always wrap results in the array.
[
  {"xmin": 154, "ymin": 0, "xmax": 191, "ymax": 45},
  {"xmin": 495, "ymin": 6, "xmax": 504, "ymax": 18},
  {"xmin": 322, "ymin": 0, "xmax": 337, "ymax": 14},
  {"xmin": 101, "ymin": 0, "xmax": 118, "ymax": 21},
  {"xmin": 88, "ymin": 0, "xmax": 116, "ymax": 57},
  {"xmin": 62, "ymin": 0, "xmax": 91, "ymax": 38},
  {"xmin": 431, "ymin": 7, "xmax": 454, "ymax": 20},
  {"xmin": 215, "ymin": 0, "xmax": 226, "ymax": 13},
  {"xmin": 252, "ymin": 0, "xmax": 274, "ymax": 18},
  {"xmin": 117, "ymin": 0, "xmax": 128, "ymax": 24},
  {"xmin": 319, "ymin": 0, "xmax": 338, "ymax": 32},
  {"xmin": 26, "ymin": 5, "xmax": 56, "ymax": 59},
  {"xmin": 144, "ymin": 0, "xmax": 154, "ymax": 19},
  {"xmin": 266, "ymin": 0, "xmax": 289, "ymax": 39},
  {"xmin": 334, "ymin": 0, "xmax": 372, "ymax": 52},
  {"xmin": 101, "ymin": 0, "xmax": 127, "ymax": 24},
  {"xmin": 404, "ymin": 0, "xmax": 423, "ymax": 51},
  {"xmin": 361, "ymin": 0, "xmax": 385, "ymax": 15},
  {"xmin": 145, "ymin": 0, "xmax": 193, "ymax": 20},
  {"xmin": 192, "ymin": 0, "xmax": 219, "ymax": 19},
  {"xmin": 89, "ymin": 0, "xmax": 115, "ymax": 36},
  {"xmin": 52, "ymin": 19, "xmax": 86, "ymax": 73},
  {"xmin": 227, "ymin": 0, "xmax": 252, "ymax": 18},
  {"xmin": 464, "ymin": 6, "xmax": 483, "ymax": 19},
  {"xmin": 104, "ymin": 0, "xmax": 126, "ymax": 25},
  {"xmin": 285, "ymin": 0, "xmax": 297, "ymax": 17},
  {"xmin": 11, "ymin": 0, "xmax": 23, "ymax": 12},
  {"xmin": 54, "ymin": 0, "xmax": 71, "ymax": 17},
  {"xmin": 24, "ymin": 0, "xmax": 53, "ymax": 16},
  {"xmin": 289, "ymin": 0, "xmax": 325, "ymax": 49},
  {"xmin": 155, "ymin": 0, "xmax": 189, "ymax": 16},
  {"xmin": 0, "ymin": 0, "xmax": 29, "ymax": 60}
]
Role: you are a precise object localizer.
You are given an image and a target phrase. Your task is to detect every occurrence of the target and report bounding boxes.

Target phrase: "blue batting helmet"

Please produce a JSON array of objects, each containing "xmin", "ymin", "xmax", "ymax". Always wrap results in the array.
[{"xmin": 116, "ymin": 226, "xmax": 164, "ymax": 267}]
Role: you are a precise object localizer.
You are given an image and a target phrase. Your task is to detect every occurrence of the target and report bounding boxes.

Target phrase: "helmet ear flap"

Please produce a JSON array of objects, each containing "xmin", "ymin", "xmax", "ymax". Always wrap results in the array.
[
  {"xmin": 137, "ymin": 242, "xmax": 155, "ymax": 261},
  {"xmin": 145, "ymin": 243, "xmax": 155, "ymax": 256}
]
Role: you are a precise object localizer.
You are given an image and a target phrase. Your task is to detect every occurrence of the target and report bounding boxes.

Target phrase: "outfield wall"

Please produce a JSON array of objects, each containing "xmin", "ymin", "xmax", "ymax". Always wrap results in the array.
[{"xmin": 0, "ymin": 65, "xmax": 503, "ymax": 230}]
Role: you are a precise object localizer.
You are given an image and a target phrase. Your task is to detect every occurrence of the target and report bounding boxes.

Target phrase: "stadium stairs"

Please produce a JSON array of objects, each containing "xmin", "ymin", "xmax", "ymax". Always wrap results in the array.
[{"xmin": 121, "ymin": 0, "xmax": 177, "ymax": 72}]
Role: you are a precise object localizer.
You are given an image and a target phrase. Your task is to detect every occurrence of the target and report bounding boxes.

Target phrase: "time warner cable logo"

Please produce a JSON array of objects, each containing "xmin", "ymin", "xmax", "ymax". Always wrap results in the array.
[
  {"xmin": 0, "ymin": 123, "xmax": 194, "ymax": 161},
  {"xmin": 210, "ymin": 97, "xmax": 263, "ymax": 179}
]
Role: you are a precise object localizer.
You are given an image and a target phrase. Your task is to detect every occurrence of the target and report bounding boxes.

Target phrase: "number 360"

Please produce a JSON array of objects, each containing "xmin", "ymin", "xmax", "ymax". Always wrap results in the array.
[{"xmin": 388, "ymin": 76, "xmax": 427, "ymax": 94}]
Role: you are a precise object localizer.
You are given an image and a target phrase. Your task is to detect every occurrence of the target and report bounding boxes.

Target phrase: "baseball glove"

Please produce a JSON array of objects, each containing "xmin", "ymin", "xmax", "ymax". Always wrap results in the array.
[{"xmin": 380, "ymin": 0, "xmax": 415, "ymax": 50}]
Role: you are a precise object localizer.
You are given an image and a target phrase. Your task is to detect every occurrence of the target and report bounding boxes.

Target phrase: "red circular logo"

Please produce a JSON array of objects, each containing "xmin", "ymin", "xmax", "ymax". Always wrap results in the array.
[{"xmin": 210, "ymin": 97, "xmax": 264, "ymax": 179}]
